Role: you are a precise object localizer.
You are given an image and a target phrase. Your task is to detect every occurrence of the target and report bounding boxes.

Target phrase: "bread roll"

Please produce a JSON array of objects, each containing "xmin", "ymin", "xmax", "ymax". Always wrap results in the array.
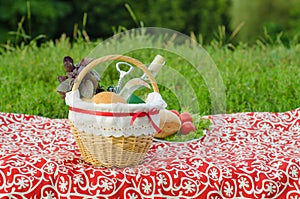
[
  {"xmin": 91, "ymin": 92, "xmax": 126, "ymax": 104},
  {"xmin": 154, "ymin": 109, "xmax": 181, "ymax": 138}
]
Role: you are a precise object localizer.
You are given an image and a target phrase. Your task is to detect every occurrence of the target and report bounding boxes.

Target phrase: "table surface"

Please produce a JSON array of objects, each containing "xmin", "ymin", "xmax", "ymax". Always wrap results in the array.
[{"xmin": 1, "ymin": 108, "xmax": 300, "ymax": 199}]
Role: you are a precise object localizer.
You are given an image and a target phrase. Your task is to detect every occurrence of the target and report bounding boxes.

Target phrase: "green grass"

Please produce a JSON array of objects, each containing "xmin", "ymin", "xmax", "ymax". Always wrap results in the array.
[
  {"xmin": 209, "ymin": 43, "xmax": 300, "ymax": 113},
  {"xmin": 0, "ymin": 35, "xmax": 299, "ymax": 118}
]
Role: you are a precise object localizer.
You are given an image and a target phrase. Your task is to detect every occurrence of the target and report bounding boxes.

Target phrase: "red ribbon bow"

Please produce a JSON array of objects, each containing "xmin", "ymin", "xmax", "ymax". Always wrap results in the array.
[{"xmin": 69, "ymin": 107, "xmax": 161, "ymax": 133}]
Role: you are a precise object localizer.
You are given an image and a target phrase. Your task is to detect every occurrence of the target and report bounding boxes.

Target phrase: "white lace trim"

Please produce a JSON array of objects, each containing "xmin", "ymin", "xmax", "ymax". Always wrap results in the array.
[{"xmin": 65, "ymin": 90, "xmax": 167, "ymax": 137}]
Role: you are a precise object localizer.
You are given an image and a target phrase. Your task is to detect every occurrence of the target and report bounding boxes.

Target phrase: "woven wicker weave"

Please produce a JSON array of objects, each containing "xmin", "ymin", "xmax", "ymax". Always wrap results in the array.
[{"xmin": 69, "ymin": 55, "xmax": 159, "ymax": 168}]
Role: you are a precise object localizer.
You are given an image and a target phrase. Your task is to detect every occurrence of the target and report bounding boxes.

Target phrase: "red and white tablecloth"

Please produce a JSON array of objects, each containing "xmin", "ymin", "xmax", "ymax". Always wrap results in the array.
[{"xmin": 1, "ymin": 108, "xmax": 300, "ymax": 198}]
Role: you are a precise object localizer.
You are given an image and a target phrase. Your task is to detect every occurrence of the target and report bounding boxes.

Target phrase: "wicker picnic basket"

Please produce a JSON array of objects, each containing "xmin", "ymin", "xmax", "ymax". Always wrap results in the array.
[{"xmin": 66, "ymin": 55, "xmax": 164, "ymax": 168}]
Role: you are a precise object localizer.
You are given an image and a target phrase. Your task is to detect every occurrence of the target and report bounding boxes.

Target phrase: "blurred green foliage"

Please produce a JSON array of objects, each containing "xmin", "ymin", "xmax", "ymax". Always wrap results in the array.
[
  {"xmin": 130, "ymin": 0, "xmax": 230, "ymax": 43},
  {"xmin": 0, "ymin": 0, "xmax": 299, "ymax": 45},
  {"xmin": 230, "ymin": 0, "xmax": 300, "ymax": 44},
  {"xmin": 0, "ymin": 0, "xmax": 230, "ymax": 44},
  {"xmin": 0, "ymin": 0, "xmax": 72, "ymax": 43}
]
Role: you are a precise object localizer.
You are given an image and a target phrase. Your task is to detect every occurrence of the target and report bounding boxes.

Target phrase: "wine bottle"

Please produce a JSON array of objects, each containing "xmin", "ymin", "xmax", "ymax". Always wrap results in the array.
[{"xmin": 119, "ymin": 54, "xmax": 165, "ymax": 101}]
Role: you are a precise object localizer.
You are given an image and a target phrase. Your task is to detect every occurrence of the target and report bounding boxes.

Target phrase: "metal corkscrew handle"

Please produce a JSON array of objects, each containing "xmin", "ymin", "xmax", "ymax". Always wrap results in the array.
[{"xmin": 115, "ymin": 62, "xmax": 133, "ymax": 93}]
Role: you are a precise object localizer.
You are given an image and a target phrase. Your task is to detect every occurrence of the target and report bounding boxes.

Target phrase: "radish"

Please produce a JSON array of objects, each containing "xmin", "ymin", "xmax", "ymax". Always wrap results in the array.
[
  {"xmin": 179, "ymin": 112, "xmax": 193, "ymax": 123},
  {"xmin": 180, "ymin": 121, "xmax": 196, "ymax": 134}
]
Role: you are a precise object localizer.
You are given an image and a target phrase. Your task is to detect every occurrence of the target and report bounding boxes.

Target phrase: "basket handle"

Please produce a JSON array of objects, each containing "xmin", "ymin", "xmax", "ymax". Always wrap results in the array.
[{"xmin": 72, "ymin": 55, "xmax": 159, "ymax": 93}]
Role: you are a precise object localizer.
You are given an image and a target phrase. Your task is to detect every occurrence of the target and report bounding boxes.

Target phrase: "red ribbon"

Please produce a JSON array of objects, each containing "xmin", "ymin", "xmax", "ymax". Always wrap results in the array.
[{"xmin": 69, "ymin": 106, "xmax": 161, "ymax": 133}]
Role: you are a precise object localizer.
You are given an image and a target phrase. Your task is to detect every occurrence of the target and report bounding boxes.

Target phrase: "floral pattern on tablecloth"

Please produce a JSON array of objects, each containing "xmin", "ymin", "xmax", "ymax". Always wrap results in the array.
[{"xmin": 0, "ymin": 108, "xmax": 300, "ymax": 198}]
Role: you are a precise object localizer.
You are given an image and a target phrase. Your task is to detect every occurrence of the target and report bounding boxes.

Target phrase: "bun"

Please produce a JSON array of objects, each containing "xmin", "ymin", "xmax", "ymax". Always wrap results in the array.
[
  {"xmin": 154, "ymin": 109, "xmax": 181, "ymax": 139},
  {"xmin": 92, "ymin": 92, "xmax": 126, "ymax": 104}
]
